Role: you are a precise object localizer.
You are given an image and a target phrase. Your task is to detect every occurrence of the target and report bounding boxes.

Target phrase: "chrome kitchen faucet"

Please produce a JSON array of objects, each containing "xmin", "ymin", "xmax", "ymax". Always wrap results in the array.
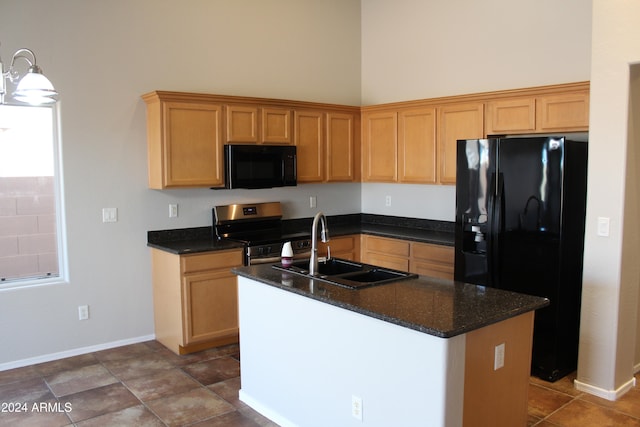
[{"xmin": 309, "ymin": 212, "xmax": 330, "ymax": 275}]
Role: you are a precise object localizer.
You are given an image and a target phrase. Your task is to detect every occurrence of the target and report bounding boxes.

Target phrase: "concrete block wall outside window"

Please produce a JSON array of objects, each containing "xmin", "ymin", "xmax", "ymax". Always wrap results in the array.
[{"xmin": 0, "ymin": 176, "xmax": 58, "ymax": 281}]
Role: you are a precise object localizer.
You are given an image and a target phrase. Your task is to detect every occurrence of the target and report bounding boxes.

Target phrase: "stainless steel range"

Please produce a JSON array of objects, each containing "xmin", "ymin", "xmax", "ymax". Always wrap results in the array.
[{"xmin": 213, "ymin": 202, "xmax": 312, "ymax": 265}]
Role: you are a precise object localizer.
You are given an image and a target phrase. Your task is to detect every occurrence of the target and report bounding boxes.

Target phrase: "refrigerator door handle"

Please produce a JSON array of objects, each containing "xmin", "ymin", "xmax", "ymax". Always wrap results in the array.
[
  {"xmin": 486, "ymin": 172, "xmax": 496, "ymax": 287},
  {"xmin": 491, "ymin": 173, "xmax": 505, "ymax": 288}
]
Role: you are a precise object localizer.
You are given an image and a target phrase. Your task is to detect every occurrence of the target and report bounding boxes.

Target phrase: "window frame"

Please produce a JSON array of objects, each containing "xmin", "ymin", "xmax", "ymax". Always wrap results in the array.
[{"xmin": 0, "ymin": 102, "xmax": 68, "ymax": 291}]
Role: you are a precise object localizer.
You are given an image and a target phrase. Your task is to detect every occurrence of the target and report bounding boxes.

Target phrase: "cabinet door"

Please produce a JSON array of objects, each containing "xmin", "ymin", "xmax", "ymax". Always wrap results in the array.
[
  {"xmin": 226, "ymin": 105, "xmax": 259, "ymax": 143},
  {"xmin": 326, "ymin": 113, "xmax": 355, "ymax": 182},
  {"xmin": 162, "ymin": 101, "xmax": 224, "ymax": 188},
  {"xmin": 361, "ymin": 235, "xmax": 410, "ymax": 270},
  {"xmin": 262, "ymin": 107, "xmax": 292, "ymax": 144},
  {"xmin": 398, "ymin": 107, "xmax": 437, "ymax": 183},
  {"xmin": 319, "ymin": 234, "xmax": 360, "ymax": 260},
  {"xmin": 437, "ymin": 103, "xmax": 484, "ymax": 184},
  {"xmin": 295, "ymin": 110, "xmax": 324, "ymax": 182},
  {"xmin": 537, "ymin": 93, "xmax": 589, "ymax": 131},
  {"xmin": 486, "ymin": 97, "xmax": 536, "ymax": 134},
  {"xmin": 182, "ymin": 270, "xmax": 239, "ymax": 345},
  {"xmin": 362, "ymin": 111, "xmax": 398, "ymax": 182}
]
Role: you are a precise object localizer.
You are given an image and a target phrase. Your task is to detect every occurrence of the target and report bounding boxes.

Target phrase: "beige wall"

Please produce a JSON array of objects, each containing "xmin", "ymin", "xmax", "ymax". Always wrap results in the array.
[
  {"xmin": 573, "ymin": 0, "xmax": 640, "ymax": 399},
  {"xmin": 0, "ymin": 0, "xmax": 362, "ymax": 367},
  {"xmin": 629, "ymin": 65, "xmax": 640, "ymax": 372},
  {"xmin": 361, "ymin": 0, "xmax": 591, "ymax": 105}
]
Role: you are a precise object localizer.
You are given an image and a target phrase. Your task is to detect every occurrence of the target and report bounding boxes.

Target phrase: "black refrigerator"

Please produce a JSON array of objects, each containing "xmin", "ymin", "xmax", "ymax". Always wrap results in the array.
[{"xmin": 454, "ymin": 136, "xmax": 588, "ymax": 382}]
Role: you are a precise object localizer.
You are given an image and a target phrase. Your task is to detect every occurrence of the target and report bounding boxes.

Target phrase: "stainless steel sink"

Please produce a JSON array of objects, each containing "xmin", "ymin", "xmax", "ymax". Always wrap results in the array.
[{"xmin": 273, "ymin": 258, "xmax": 418, "ymax": 289}]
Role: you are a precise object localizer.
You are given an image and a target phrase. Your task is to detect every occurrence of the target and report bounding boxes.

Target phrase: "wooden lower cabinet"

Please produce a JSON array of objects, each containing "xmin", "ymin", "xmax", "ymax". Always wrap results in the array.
[
  {"xmin": 361, "ymin": 235, "xmax": 410, "ymax": 271},
  {"xmin": 361, "ymin": 235, "xmax": 454, "ymax": 279},
  {"xmin": 151, "ymin": 248, "xmax": 243, "ymax": 354},
  {"xmin": 463, "ymin": 311, "xmax": 534, "ymax": 426},
  {"xmin": 410, "ymin": 241, "xmax": 455, "ymax": 279}
]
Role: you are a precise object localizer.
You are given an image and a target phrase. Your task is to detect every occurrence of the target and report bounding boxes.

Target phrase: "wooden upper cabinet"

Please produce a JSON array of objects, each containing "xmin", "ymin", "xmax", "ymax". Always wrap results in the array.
[
  {"xmin": 326, "ymin": 112, "xmax": 355, "ymax": 182},
  {"xmin": 295, "ymin": 110, "xmax": 356, "ymax": 183},
  {"xmin": 226, "ymin": 105, "xmax": 259, "ymax": 143},
  {"xmin": 486, "ymin": 97, "xmax": 536, "ymax": 134},
  {"xmin": 537, "ymin": 92, "xmax": 589, "ymax": 131},
  {"xmin": 262, "ymin": 107, "xmax": 293, "ymax": 144},
  {"xmin": 143, "ymin": 93, "xmax": 224, "ymax": 189},
  {"xmin": 486, "ymin": 88, "xmax": 589, "ymax": 135},
  {"xmin": 437, "ymin": 103, "xmax": 484, "ymax": 185},
  {"xmin": 295, "ymin": 110, "xmax": 325, "ymax": 182},
  {"xmin": 398, "ymin": 107, "xmax": 437, "ymax": 184},
  {"xmin": 362, "ymin": 111, "xmax": 398, "ymax": 182},
  {"xmin": 226, "ymin": 105, "xmax": 292, "ymax": 144}
]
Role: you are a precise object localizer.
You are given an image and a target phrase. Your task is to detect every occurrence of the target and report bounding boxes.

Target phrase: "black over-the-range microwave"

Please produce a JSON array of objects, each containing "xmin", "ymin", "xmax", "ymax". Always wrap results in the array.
[{"xmin": 222, "ymin": 144, "xmax": 297, "ymax": 189}]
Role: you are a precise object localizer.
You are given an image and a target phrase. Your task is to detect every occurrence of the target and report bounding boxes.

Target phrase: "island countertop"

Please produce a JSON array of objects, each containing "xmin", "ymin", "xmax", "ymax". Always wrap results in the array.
[{"xmin": 232, "ymin": 263, "xmax": 549, "ymax": 338}]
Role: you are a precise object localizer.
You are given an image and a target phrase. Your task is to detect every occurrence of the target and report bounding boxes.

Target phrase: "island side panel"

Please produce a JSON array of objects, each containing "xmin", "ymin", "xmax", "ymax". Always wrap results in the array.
[
  {"xmin": 237, "ymin": 276, "xmax": 466, "ymax": 427},
  {"xmin": 462, "ymin": 311, "xmax": 535, "ymax": 427}
]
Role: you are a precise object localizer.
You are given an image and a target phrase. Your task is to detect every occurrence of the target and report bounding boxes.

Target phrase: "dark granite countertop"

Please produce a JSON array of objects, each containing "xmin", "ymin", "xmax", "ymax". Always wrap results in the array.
[
  {"xmin": 147, "ymin": 214, "xmax": 455, "ymax": 255},
  {"xmin": 233, "ymin": 263, "xmax": 549, "ymax": 338},
  {"xmin": 147, "ymin": 226, "xmax": 245, "ymax": 254}
]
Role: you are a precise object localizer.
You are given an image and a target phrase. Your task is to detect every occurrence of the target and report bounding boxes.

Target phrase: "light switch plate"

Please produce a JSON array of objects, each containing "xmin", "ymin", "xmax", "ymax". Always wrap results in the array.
[
  {"xmin": 597, "ymin": 217, "xmax": 610, "ymax": 237},
  {"xmin": 169, "ymin": 204, "xmax": 178, "ymax": 218},
  {"xmin": 102, "ymin": 208, "xmax": 118, "ymax": 223}
]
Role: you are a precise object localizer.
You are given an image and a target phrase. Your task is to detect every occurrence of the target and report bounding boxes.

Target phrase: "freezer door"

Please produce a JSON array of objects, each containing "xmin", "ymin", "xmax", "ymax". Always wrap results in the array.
[{"xmin": 454, "ymin": 139, "xmax": 496, "ymax": 285}]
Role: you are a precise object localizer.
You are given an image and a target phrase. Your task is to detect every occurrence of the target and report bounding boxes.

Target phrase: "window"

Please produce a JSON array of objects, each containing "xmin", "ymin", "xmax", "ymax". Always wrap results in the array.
[{"xmin": 0, "ymin": 104, "xmax": 66, "ymax": 289}]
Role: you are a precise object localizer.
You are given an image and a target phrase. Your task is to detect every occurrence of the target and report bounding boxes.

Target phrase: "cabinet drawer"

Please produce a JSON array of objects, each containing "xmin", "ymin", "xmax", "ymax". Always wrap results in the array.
[
  {"xmin": 411, "ymin": 243, "xmax": 454, "ymax": 265},
  {"xmin": 181, "ymin": 250, "xmax": 243, "ymax": 274},
  {"xmin": 365, "ymin": 236, "xmax": 410, "ymax": 257},
  {"xmin": 410, "ymin": 261, "xmax": 454, "ymax": 280}
]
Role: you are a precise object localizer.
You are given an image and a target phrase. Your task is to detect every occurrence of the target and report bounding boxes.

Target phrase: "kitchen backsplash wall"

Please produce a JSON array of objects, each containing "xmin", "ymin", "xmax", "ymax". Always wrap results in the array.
[
  {"xmin": 361, "ymin": 183, "xmax": 456, "ymax": 221},
  {"xmin": 146, "ymin": 183, "xmax": 363, "ymax": 231},
  {"xmin": 145, "ymin": 181, "xmax": 455, "ymax": 232}
]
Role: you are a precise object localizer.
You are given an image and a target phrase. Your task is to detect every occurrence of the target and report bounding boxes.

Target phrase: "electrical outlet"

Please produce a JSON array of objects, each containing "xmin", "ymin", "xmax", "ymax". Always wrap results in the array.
[
  {"xmin": 494, "ymin": 343, "xmax": 505, "ymax": 370},
  {"xmin": 310, "ymin": 196, "xmax": 317, "ymax": 208},
  {"xmin": 102, "ymin": 208, "xmax": 117, "ymax": 223},
  {"xmin": 78, "ymin": 305, "xmax": 89, "ymax": 321},
  {"xmin": 169, "ymin": 204, "xmax": 178, "ymax": 218},
  {"xmin": 352, "ymin": 395, "xmax": 363, "ymax": 421},
  {"xmin": 385, "ymin": 195, "xmax": 391, "ymax": 207}
]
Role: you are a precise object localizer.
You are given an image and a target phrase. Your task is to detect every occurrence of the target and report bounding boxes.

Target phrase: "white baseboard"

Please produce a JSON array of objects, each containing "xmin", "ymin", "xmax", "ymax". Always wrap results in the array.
[
  {"xmin": 239, "ymin": 389, "xmax": 297, "ymax": 427},
  {"xmin": 574, "ymin": 375, "xmax": 637, "ymax": 401},
  {"xmin": 0, "ymin": 334, "xmax": 156, "ymax": 372}
]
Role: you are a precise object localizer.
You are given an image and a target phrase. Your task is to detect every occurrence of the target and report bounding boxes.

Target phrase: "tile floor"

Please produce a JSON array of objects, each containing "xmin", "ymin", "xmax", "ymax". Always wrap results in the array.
[
  {"xmin": 0, "ymin": 341, "xmax": 275, "ymax": 426},
  {"xmin": 2, "ymin": 340, "xmax": 640, "ymax": 426}
]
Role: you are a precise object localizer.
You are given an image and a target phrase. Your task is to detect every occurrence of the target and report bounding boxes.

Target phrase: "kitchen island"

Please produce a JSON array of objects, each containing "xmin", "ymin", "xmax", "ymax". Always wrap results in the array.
[{"xmin": 233, "ymin": 263, "xmax": 548, "ymax": 427}]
